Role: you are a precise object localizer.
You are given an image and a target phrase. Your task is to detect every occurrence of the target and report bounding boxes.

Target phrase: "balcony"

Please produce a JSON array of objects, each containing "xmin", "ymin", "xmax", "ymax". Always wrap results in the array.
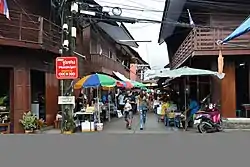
[
  {"xmin": 0, "ymin": 10, "xmax": 61, "ymax": 53},
  {"xmin": 172, "ymin": 27, "xmax": 250, "ymax": 68},
  {"xmin": 90, "ymin": 54, "xmax": 130, "ymax": 78}
]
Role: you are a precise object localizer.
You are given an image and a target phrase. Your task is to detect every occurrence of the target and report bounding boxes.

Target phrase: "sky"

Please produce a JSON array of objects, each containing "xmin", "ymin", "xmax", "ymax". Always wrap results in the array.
[{"xmin": 95, "ymin": 0, "xmax": 169, "ymax": 69}]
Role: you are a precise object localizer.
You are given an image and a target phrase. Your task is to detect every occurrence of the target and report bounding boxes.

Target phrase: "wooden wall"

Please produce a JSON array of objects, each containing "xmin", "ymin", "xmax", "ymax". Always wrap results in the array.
[
  {"xmin": 221, "ymin": 60, "xmax": 236, "ymax": 117},
  {"xmin": 45, "ymin": 73, "xmax": 59, "ymax": 126},
  {"xmin": 13, "ymin": 66, "xmax": 31, "ymax": 133},
  {"xmin": 0, "ymin": 47, "xmax": 58, "ymax": 133}
]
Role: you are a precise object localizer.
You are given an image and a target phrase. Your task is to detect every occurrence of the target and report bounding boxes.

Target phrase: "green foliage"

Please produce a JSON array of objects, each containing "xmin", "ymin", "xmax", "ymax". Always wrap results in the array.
[
  {"xmin": 19, "ymin": 111, "xmax": 37, "ymax": 130},
  {"xmin": 63, "ymin": 108, "xmax": 75, "ymax": 132}
]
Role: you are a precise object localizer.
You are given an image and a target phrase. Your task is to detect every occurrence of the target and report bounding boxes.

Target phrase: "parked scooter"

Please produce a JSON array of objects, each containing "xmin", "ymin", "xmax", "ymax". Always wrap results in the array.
[{"xmin": 194, "ymin": 103, "xmax": 223, "ymax": 133}]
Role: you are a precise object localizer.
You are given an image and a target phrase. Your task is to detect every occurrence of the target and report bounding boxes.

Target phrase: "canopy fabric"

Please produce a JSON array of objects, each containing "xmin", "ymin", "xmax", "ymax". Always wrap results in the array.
[
  {"xmin": 153, "ymin": 67, "xmax": 225, "ymax": 79},
  {"xmin": 131, "ymin": 81, "xmax": 146, "ymax": 88},
  {"xmin": 74, "ymin": 73, "xmax": 116, "ymax": 89},
  {"xmin": 116, "ymin": 81, "xmax": 133, "ymax": 89},
  {"xmin": 113, "ymin": 71, "xmax": 130, "ymax": 81},
  {"xmin": 222, "ymin": 16, "xmax": 250, "ymax": 43},
  {"xmin": 145, "ymin": 83, "xmax": 158, "ymax": 87}
]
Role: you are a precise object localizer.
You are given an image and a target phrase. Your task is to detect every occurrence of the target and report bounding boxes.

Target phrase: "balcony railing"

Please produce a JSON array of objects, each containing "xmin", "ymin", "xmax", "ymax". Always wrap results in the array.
[
  {"xmin": 172, "ymin": 29, "xmax": 195, "ymax": 68},
  {"xmin": 172, "ymin": 27, "xmax": 250, "ymax": 68},
  {"xmin": 90, "ymin": 54, "xmax": 130, "ymax": 78},
  {"xmin": 0, "ymin": 10, "xmax": 61, "ymax": 52}
]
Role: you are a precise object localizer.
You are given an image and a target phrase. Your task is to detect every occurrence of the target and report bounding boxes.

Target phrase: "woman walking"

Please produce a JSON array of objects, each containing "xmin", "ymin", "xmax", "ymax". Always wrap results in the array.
[
  {"xmin": 124, "ymin": 99, "xmax": 133, "ymax": 129},
  {"xmin": 137, "ymin": 91, "xmax": 148, "ymax": 130}
]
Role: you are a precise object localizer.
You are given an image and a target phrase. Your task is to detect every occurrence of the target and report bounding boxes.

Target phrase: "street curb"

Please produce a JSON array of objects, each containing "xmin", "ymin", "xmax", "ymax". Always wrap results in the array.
[
  {"xmin": 224, "ymin": 129, "xmax": 250, "ymax": 132},
  {"xmin": 34, "ymin": 126, "xmax": 54, "ymax": 134}
]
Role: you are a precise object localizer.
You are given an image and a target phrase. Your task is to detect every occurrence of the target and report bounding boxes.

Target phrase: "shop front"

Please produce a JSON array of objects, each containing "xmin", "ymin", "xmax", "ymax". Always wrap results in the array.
[{"xmin": 0, "ymin": 47, "xmax": 59, "ymax": 133}]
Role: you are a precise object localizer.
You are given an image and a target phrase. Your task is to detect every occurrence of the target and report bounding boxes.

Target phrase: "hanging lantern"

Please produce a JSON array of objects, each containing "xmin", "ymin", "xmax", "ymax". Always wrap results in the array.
[{"xmin": 218, "ymin": 49, "xmax": 224, "ymax": 74}]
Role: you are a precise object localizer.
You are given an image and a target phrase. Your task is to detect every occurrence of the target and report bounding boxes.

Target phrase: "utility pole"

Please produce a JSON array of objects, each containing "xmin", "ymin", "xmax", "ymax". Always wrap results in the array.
[{"xmin": 59, "ymin": 0, "xmax": 78, "ymax": 133}]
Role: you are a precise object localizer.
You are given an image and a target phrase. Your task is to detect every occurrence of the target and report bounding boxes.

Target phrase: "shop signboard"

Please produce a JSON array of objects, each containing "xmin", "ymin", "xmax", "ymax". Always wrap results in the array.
[
  {"xmin": 56, "ymin": 57, "xmax": 78, "ymax": 79},
  {"xmin": 58, "ymin": 96, "xmax": 75, "ymax": 105}
]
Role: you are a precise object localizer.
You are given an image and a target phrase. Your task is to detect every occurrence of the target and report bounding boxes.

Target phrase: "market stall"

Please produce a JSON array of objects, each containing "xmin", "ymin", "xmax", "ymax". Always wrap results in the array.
[{"xmin": 74, "ymin": 73, "xmax": 116, "ymax": 131}]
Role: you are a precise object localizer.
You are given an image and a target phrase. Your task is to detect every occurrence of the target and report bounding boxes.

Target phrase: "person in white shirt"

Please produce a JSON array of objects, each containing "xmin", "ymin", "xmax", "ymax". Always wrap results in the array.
[
  {"xmin": 118, "ymin": 92, "xmax": 125, "ymax": 114},
  {"xmin": 124, "ymin": 99, "xmax": 133, "ymax": 129}
]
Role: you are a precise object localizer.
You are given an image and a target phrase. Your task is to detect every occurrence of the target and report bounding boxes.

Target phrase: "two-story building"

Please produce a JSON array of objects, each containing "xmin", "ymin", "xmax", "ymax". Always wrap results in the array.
[
  {"xmin": 0, "ymin": 0, "xmax": 142, "ymax": 133},
  {"xmin": 159, "ymin": 0, "xmax": 250, "ymax": 118}
]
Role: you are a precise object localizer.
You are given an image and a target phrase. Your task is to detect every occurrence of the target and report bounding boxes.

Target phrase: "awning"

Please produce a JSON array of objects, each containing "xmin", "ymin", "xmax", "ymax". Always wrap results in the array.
[
  {"xmin": 222, "ymin": 16, "xmax": 250, "ymax": 44},
  {"xmin": 97, "ymin": 22, "xmax": 139, "ymax": 48},
  {"xmin": 113, "ymin": 71, "xmax": 130, "ymax": 81},
  {"xmin": 148, "ymin": 67, "xmax": 225, "ymax": 79}
]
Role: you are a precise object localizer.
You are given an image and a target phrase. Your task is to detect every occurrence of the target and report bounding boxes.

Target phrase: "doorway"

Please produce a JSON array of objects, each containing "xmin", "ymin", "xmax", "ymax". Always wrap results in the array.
[
  {"xmin": 235, "ymin": 62, "xmax": 249, "ymax": 117},
  {"xmin": 30, "ymin": 70, "xmax": 46, "ymax": 120},
  {"xmin": 0, "ymin": 68, "xmax": 11, "ymax": 125}
]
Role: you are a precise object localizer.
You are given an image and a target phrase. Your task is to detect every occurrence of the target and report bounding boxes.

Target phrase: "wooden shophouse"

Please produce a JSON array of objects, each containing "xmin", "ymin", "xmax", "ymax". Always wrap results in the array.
[
  {"xmin": 0, "ymin": 0, "xmax": 142, "ymax": 133},
  {"xmin": 159, "ymin": 0, "xmax": 250, "ymax": 118}
]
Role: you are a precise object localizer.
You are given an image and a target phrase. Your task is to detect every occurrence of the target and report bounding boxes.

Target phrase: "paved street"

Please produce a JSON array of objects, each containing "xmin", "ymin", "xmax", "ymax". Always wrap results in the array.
[
  {"xmin": 103, "ymin": 113, "xmax": 181, "ymax": 134},
  {"xmin": 1, "ymin": 114, "xmax": 249, "ymax": 167}
]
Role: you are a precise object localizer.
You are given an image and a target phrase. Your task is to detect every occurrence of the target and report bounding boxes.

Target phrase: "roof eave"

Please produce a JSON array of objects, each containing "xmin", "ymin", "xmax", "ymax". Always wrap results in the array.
[
  {"xmin": 158, "ymin": 0, "xmax": 187, "ymax": 44},
  {"xmin": 158, "ymin": 0, "xmax": 169, "ymax": 44}
]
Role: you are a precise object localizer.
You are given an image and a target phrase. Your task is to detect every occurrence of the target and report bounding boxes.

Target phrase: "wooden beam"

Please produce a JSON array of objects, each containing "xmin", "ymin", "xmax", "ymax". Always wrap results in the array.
[{"xmin": 194, "ymin": 49, "xmax": 250, "ymax": 56}]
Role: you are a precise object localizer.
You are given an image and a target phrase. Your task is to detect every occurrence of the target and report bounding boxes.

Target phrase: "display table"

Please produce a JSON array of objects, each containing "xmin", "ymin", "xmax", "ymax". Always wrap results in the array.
[
  {"xmin": 242, "ymin": 104, "xmax": 250, "ymax": 118},
  {"xmin": 74, "ymin": 110, "xmax": 95, "ymax": 132},
  {"xmin": 0, "ymin": 123, "xmax": 10, "ymax": 134}
]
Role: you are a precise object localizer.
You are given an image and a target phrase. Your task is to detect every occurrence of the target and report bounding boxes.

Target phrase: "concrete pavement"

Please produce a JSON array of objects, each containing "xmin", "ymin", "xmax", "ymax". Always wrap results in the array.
[
  {"xmin": 103, "ymin": 113, "xmax": 180, "ymax": 134},
  {"xmin": 42, "ymin": 113, "xmax": 179, "ymax": 134}
]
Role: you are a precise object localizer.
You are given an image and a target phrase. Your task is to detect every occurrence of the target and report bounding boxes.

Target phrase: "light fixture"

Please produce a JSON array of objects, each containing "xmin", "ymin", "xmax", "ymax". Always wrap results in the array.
[
  {"xmin": 239, "ymin": 63, "xmax": 245, "ymax": 66},
  {"xmin": 71, "ymin": 27, "xmax": 77, "ymax": 38},
  {"xmin": 112, "ymin": 7, "xmax": 122, "ymax": 16},
  {"xmin": 71, "ymin": 2, "xmax": 78, "ymax": 14}
]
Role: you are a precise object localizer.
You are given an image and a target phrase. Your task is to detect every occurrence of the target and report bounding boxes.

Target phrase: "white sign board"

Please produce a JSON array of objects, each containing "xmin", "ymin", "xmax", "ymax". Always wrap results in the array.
[{"xmin": 58, "ymin": 96, "xmax": 75, "ymax": 105}]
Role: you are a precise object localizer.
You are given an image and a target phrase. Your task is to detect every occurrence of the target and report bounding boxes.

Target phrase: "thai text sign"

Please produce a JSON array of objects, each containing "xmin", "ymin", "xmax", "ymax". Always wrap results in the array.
[{"xmin": 56, "ymin": 57, "xmax": 78, "ymax": 79}]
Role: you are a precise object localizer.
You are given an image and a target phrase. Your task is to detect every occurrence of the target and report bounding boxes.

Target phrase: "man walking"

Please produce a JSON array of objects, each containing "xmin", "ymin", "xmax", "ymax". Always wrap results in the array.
[{"xmin": 137, "ymin": 91, "xmax": 148, "ymax": 130}]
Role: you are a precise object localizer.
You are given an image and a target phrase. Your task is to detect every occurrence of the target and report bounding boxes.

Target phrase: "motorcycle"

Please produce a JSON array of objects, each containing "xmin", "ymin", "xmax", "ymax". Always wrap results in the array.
[{"xmin": 194, "ymin": 103, "xmax": 223, "ymax": 133}]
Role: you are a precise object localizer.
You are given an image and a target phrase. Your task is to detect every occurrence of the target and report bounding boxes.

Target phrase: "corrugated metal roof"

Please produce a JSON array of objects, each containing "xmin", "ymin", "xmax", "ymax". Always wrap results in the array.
[{"xmin": 97, "ymin": 22, "xmax": 139, "ymax": 48}]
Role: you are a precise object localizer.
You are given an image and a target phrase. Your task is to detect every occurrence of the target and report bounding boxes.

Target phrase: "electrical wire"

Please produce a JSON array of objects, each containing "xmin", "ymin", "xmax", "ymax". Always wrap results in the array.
[
  {"xmin": 84, "ymin": 0, "xmax": 164, "ymax": 13},
  {"xmin": 88, "ymin": 0, "xmax": 250, "ymax": 16}
]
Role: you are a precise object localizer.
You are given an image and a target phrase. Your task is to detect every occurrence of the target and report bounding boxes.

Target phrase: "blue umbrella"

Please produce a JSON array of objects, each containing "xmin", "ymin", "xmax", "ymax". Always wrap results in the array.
[{"xmin": 222, "ymin": 16, "xmax": 250, "ymax": 43}]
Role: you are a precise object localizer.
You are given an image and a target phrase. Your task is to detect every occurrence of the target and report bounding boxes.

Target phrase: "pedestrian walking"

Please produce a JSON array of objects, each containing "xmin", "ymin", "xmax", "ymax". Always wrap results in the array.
[
  {"xmin": 118, "ymin": 91, "xmax": 125, "ymax": 114},
  {"xmin": 137, "ymin": 91, "xmax": 148, "ymax": 130},
  {"xmin": 124, "ymin": 99, "xmax": 133, "ymax": 129}
]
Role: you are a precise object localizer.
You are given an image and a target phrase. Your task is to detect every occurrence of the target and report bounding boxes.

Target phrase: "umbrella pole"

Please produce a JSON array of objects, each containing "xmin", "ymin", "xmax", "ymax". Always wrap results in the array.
[
  {"xmin": 97, "ymin": 87, "xmax": 101, "ymax": 123},
  {"xmin": 184, "ymin": 78, "xmax": 188, "ymax": 131},
  {"xmin": 184, "ymin": 78, "xmax": 187, "ymax": 110},
  {"xmin": 108, "ymin": 87, "xmax": 111, "ymax": 122}
]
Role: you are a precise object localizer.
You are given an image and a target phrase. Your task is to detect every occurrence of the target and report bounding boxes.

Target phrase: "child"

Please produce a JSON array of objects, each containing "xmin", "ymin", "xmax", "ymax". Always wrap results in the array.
[{"xmin": 124, "ymin": 99, "xmax": 133, "ymax": 129}]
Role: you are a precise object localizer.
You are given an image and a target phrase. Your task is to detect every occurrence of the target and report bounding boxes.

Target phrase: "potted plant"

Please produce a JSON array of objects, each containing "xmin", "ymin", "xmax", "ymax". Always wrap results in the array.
[
  {"xmin": 19, "ymin": 111, "xmax": 37, "ymax": 134},
  {"xmin": 63, "ymin": 118, "xmax": 75, "ymax": 134},
  {"xmin": 62, "ymin": 109, "xmax": 75, "ymax": 134}
]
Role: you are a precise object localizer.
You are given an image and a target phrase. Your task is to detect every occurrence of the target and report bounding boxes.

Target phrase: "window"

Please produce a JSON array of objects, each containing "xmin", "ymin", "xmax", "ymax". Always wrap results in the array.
[
  {"xmin": 97, "ymin": 43, "xmax": 102, "ymax": 54},
  {"xmin": 109, "ymin": 50, "xmax": 113, "ymax": 59},
  {"xmin": 90, "ymin": 40, "xmax": 97, "ymax": 54}
]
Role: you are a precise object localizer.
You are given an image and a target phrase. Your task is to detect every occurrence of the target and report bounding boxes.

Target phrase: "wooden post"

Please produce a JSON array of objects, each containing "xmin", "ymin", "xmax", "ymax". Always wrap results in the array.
[
  {"xmin": 38, "ymin": 17, "xmax": 44, "ymax": 44},
  {"xmin": 19, "ymin": 13, "xmax": 23, "ymax": 40}
]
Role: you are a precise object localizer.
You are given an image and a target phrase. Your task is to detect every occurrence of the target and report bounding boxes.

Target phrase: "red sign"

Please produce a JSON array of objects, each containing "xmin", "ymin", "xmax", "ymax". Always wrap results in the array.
[{"xmin": 56, "ymin": 57, "xmax": 78, "ymax": 79}]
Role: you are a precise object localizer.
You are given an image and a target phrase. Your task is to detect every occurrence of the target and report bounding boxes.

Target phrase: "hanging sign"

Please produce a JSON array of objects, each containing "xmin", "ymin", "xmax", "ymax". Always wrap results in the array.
[{"xmin": 56, "ymin": 56, "xmax": 78, "ymax": 79}]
